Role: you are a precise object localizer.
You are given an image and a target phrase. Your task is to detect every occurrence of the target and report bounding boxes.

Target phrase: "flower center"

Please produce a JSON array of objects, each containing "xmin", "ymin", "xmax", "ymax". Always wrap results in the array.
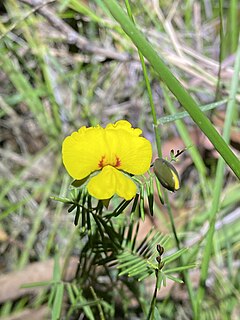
[{"xmin": 98, "ymin": 155, "xmax": 121, "ymax": 169}]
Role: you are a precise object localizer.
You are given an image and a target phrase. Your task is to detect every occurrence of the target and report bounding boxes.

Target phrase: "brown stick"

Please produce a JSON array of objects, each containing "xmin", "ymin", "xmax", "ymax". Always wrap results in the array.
[
  {"xmin": 17, "ymin": 0, "xmax": 131, "ymax": 61},
  {"xmin": 0, "ymin": 257, "xmax": 79, "ymax": 303}
]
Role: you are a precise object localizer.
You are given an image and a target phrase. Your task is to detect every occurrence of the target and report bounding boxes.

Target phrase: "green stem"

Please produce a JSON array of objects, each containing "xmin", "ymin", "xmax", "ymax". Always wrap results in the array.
[
  {"xmin": 164, "ymin": 193, "xmax": 197, "ymax": 317},
  {"xmin": 162, "ymin": 86, "xmax": 208, "ymax": 202},
  {"xmin": 124, "ymin": 0, "xmax": 161, "ymax": 155},
  {"xmin": 102, "ymin": 0, "xmax": 240, "ymax": 179},
  {"xmin": 123, "ymin": 1, "xmax": 197, "ymax": 317},
  {"xmin": 147, "ymin": 266, "xmax": 162, "ymax": 320},
  {"xmin": 196, "ymin": 36, "xmax": 240, "ymax": 314},
  {"xmin": 215, "ymin": 0, "xmax": 224, "ymax": 100},
  {"xmin": 90, "ymin": 286, "xmax": 106, "ymax": 320}
]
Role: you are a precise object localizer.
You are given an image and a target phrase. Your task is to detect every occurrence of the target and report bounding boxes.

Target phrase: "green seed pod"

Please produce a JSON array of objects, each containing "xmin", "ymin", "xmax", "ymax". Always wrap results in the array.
[{"xmin": 153, "ymin": 158, "xmax": 180, "ymax": 192}]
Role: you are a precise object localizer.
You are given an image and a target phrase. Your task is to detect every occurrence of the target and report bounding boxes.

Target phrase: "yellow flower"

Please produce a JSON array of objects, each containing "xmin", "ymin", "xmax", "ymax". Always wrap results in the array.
[{"xmin": 62, "ymin": 120, "xmax": 152, "ymax": 200}]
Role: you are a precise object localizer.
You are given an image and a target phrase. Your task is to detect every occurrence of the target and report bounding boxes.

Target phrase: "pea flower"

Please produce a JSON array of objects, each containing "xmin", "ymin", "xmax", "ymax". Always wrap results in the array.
[{"xmin": 62, "ymin": 120, "xmax": 152, "ymax": 200}]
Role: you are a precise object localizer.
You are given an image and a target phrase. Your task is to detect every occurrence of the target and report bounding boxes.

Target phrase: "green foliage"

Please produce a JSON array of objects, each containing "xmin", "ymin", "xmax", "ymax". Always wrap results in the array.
[
  {"xmin": 50, "ymin": 176, "xmax": 194, "ymax": 319},
  {"xmin": 102, "ymin": 0, "xmax": 240, "ymax": 180},
  {"xmin": 1, "ymin": 0, "xmax": 240, "ymax": 319}
]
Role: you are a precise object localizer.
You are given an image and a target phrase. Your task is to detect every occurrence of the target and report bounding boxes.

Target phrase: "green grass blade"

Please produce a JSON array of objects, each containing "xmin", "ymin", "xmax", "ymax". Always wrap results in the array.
[
  {"xmin": 52, "ymin": 282, "xmax": 64, "ymax": 320},
  {"xmin": 157, "ymin": 99, "xmax": 227, "ymax": 125},
  {"xmin": 102, "ymin": 0, "xmax": 240, "ymax": 179},
  {"xmin": 196, "ymin": 36, "xmax": 240, "ymax": 313},
  {"xmin": 17, "ymin": 157, "xmax": 61, "ymax": 269},
  {"xmin": 229, "ymin": 0, "xmax": 238, "ymax": 53}
]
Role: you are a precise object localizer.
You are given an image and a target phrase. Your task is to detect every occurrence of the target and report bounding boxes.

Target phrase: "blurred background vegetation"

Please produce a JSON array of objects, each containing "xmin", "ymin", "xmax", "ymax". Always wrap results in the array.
[{"xmin": 0, "ymin": 0, "xmax": 240, "ymax": 319}]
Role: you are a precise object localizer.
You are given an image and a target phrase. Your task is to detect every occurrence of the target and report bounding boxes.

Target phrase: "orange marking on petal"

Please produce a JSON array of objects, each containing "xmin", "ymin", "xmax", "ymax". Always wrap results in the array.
[
  {"xmin": 98, "ymin": 155, "xmax": 106, "ymax": 168},
  {"xmin": 115, "ymin": 156, "xmax": 121, "ymax": 167}
]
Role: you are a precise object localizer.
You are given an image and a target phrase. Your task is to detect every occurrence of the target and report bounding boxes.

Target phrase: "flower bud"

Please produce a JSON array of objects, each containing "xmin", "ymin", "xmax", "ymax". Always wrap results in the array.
[{"xmin": 153, "ymin": 158, "xmax": 180, "ymax": 192}]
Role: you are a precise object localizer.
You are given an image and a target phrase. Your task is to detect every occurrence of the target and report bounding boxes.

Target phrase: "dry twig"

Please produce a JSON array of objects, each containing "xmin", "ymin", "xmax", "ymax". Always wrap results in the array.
[
  {"xmin": 0, "ymin": 257, "xmax": 79, "ymax": 303},
  {"xmin": 17, "ymin": 0, "xmax": 131, "ymax": 61}
]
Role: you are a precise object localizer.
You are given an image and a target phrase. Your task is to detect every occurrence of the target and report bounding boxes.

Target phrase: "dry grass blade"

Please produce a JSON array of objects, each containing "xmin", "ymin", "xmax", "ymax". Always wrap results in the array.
[{"xmin": 18, "ymin": 0, "xmax": 131, "ymax": 61}]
